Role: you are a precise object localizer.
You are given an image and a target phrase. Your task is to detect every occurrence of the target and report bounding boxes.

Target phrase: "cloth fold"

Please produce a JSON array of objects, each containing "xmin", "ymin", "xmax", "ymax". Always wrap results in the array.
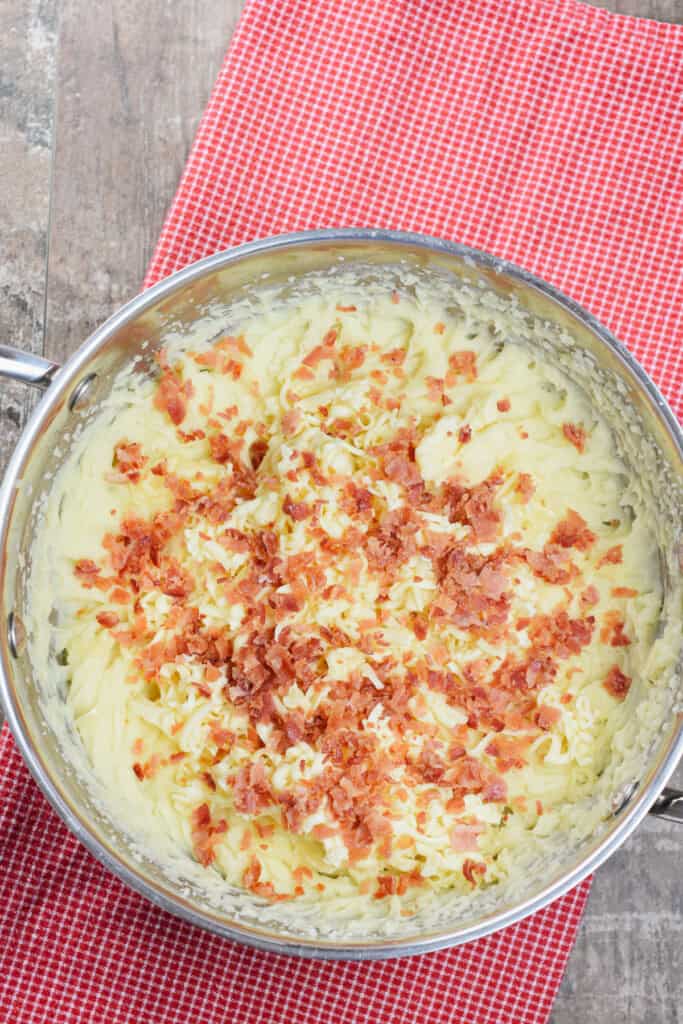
[{"xmin": 2, "ymin": 1, "xmax": 682, "ymax": 1022}]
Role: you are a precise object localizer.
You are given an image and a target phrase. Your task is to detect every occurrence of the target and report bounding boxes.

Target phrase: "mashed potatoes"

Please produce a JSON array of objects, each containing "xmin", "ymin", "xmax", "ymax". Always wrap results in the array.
[{"xmin": 34, "ymin": 285, "xmax": 661, "ymax": 914}]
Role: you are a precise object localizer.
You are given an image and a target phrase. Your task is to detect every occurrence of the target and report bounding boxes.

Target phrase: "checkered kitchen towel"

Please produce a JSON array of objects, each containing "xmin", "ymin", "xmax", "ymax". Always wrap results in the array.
[{"xmin": 2, "ymin": 1, "xmax": 682, "ymax": 1022}]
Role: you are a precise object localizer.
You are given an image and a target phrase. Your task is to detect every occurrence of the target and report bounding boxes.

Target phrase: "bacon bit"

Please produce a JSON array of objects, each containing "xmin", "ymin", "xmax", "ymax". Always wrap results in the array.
[
  {"xmin": 96, "ymin": 610, "xmax": 119, "ymax": 628},
  {"xmin": 497, "ymin": 397, "xmax": 511, "ymax": 412},
  {"xmin": 336, "ymin": 303, "xmax": 357, "ymax": 312},
  {"xmin": 450, "ymin": 824, "xmax": 482, "ymax": 852},
  {"xmin": 255, "ymin": 821, "xmax": 275, "ymax": 839},
  {"xmin": 523, "ymin": 544, "xmax": 574, "ymax": 585},
  {"xmin": 380, "ymin": 346, "xmax": 407, "ymax": 366},
  {"xmin": 74, "ymin": 558, "xmax": 100, "ymax": 579},
  {"xmin": 425, "ymin": 376, "xmax": 445, "ymax": 403},
  {"xmin": 158, "ymin": 558, "xmax": 194, "ymax": 599},
  {"xmin": 435, "ymin": 541, "xmax": 510, "ymax": 630},
  {"xmin": 511, "ymin": 472, "xmax": 534, "ymax": 504},
  {"xmin": 550, "ymin": 509, "xmax": 596, "ymax": 551},
  {"xmin": 304, "ymin": 337, "xmax": 337, "ymax": 368},
  {"xmin": 600, "ymin": 610, "xmax": 630, "ymax": 647},
  {"xmin": 132, "ymin": 753, "xmax": 162, "ymax": 781},
  {"xmin": 312, "ymin": 824, "xmax": 337, "ymax": 840},
  {"xmin": 242, "ymin": 857, "xmax": 263, "ymax": 889},
  {"xmin": 527, "ymin": 610, "xmax": 594, "ymax": 659},
  {"xmin": 535, "ymin": 704, "xmax": 561, "ymax": 730},
  {"xmin": 280, "ymin": 407, "xmax": 301, "ymax": 438},
  {"xmin": 580, "ymin": 584, "xmax": 600, "ymax": 609},
  {"xmin": 374, "ymin": 875, "xmax": 399, "ymax": 899},
  {"xmin": 245, "ymin": 439, "xmax": 267, "ymax": 472},
  {"xmin": 282, "ymin": 495, "xmax": 311, "ymax": 521},
  {"xmin": 462, "ymin": 859, "xmax": 486, "ymax": 886},
  {"xmin": 596, "ymin": 544, "xmax": 623, "ymax": 568},
  {"xmin": 447, "ymin": 350, "xmax": 477, "ymax": 383},
  {"xmin": 177, "ymin": 428, "xmax": 206, "ymax": 444},
  {"xmin": 612, "ymin": 586, "xmax": 638, "ymax": 597},
  {"xmin": 603, "ymin": 665, "xmax": 632, "ymax": 700},
  {"xmin": 444, "ymin": 473, "xmax": 503, "ymax": 542},
  {"xmin": 210, "ymin": 724, "xmax": 235, "ymax": 749},
  {"xmin": 154, "ymin": 366, "xmax": 187, "ymax": 425},
  {"xmin": 327, "ymin": 417, "xmax": 360, "ymax": 439},
  {"xmin": 293, "ymin": 365, "xmax": 315, "ymax": 381},
  {"xmin": 434, "ymin": 321, "xmax": 446, "ymax": 334},
  {"xmin": 364, "ymin": 507, "xmax": 419, "ymax": 576},
  {"xmin": 562, "ymin": 422, "xmax": 587, "ymax": 453},
  {"xmin": 169, "ymin": 751, "xmax": 187, "ymax": 764},
  {"xmin": 191, "ymin": 803, "xmax": 210, "ymax": 829},
  {"xmin": 132, "ymin": 738, "xmax": 144, "ymax": 755},
  {"xmin": 216, "ymin": 334, "xmax": 252, "ymax": 358},
  {"xmin": 112, "ymin": 440, "xmax": 147, "ymax": 482},
  {"xmin": 485, "ymin": 735, "xmax": 529, "ymax": 772},
  {"xmin": 410, "ymin": 612, "xmax": 429, "ymax": 641},
  {"xmin": 390, "ymin": 290, "xmax": 400, "ymax": 304},
  {"xmin": 536, "ymin": 800, "xmax": 544, "ymax": 816},
  {"xmin": 338, "ymin": 344, "xmax": 367, "ymax": 372},
  {"xmin": 482, "ymin": 776, "xmax": 507, "ymax": 803},
  {"xmin": 341, "ymin": 482, "xmax": 374, "ymax": 517},
  {"xmin": 458, "ymin": 425, "xmax": 472, "ymax": 444},
  {"xmin": 194, "ymin": 349, "xmax": 218, "ymax": 368},
  {"xmin": 293, "ymin": 865, "xmax": 314, "ymax": 883},
  {"xmin": 560, "ymin": 692, "xmax": 574, "ymax": 705},
  {"xmin": 223, "ymin": 359, "xmax": 243, "ymax": 380},
  {"xmin": 150, "ymin": 460, "xmax": 167, "ymax": 476},
  {"xmin": 233, "ymin": 762, "xmax": 274, "ymax": 815},
  {"xmin": 109, "ymin": 587, "xmax": 131, "ymax": 604}
]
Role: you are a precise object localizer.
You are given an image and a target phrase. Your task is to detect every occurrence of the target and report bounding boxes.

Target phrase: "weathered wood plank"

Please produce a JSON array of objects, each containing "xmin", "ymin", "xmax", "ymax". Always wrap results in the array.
[
  {"xmin": 0, "ymin": 0, "xmax": 58, "ymax": 476},
  {"xmin": 43, "ymin": 0, "xmax": 243, "ymax": 365},
  {"xmin": 551, "ymin": 767, "xmax": 683, "ymax": 1024},
  {"xmin": 583, "ymin": 0, "xmax": 683, "ymax": 20}
]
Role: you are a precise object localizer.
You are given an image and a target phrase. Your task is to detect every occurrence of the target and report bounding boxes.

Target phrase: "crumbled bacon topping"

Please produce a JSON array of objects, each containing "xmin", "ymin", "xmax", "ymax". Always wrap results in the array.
[
  {"xmin": 549, "ymin": 509, "xmax": 596, "ymax": 551},
  {"xmin": 562, "ymin": 422, "xmax": 587, "ymax": 453},
  {"xmin": 154, "ymin": 363, "xmax": 187, "ymax": 426},
  {"xmin": 444, "ymin": 473, "xmax": 503, "ymax": 542},
  {"xmin": 515, "ymin": 472, "xmax": 535, "ymax": 503},
  {"xmin": 447, "ymin": 350, "xmax": 477, "ymax": 383},
  {"xmin": 600, "ymin": 610, "xmax": 630, "ymax": 647},
  {"xmin": 68, "ymin": 299, "xmax": 639, "ymax": 902},
  {"xmin": 596, "ymin": 544, "xmax": 623, "ymax": 568},
  {"xmin": 603, "ymin": 665, "xmax": 631, "ymax": 700},
  {"xmin": 112, "ymin": 441, "xmax": 148, "ymax": 482}
]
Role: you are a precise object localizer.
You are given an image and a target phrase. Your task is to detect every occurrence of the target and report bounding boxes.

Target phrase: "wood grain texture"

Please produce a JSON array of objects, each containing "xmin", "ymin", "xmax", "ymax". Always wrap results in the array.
[
  {"xmin": 43, "ymin": 0, "xmax": 241, "ymax": 365},
  {"xmin": 583, "ymin": 0, "xmax": 683, "ymax": 19},
  {"xmin": 0, "ymin": 2, "xmax": 682, "ymax": 1022},
  {"xmin": 0, "ymin": 0, "xmax": 58, "ymax": 474}
]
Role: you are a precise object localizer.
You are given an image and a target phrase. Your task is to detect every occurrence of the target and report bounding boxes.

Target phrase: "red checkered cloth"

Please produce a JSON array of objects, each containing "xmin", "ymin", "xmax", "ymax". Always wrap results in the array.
[{"xmin": 2, "ymin": 1, "xmax": 682, "ymax": 1021}]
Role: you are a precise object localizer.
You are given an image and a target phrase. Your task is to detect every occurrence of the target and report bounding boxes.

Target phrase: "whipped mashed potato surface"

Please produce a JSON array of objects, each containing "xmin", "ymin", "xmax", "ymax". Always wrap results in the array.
[{"xmin": 35, "ymin": 285, "xmax": 661, "ymax": 914}]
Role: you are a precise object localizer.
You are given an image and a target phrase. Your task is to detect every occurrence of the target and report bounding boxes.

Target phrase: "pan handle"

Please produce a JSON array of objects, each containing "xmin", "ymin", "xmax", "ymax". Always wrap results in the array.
[
  {"xmin": 649, "ymin": 787, "xmax": 683, "ymax": 824},
  {"xmin": 0, "ymin": 345, "xmax": 61, "ymax": 389}
]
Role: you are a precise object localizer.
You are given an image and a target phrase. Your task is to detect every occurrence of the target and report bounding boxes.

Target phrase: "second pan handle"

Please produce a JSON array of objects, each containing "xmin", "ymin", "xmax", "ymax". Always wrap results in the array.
[{"xmin": 0, "ymin": 345, "xmax": 61, "ymax": 389}]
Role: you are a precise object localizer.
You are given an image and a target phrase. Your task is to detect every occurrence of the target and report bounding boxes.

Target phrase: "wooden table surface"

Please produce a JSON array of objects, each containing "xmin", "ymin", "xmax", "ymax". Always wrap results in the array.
[{"xmin": 1, "ymin": 1, "xmax": 681, "ymax": 1021}]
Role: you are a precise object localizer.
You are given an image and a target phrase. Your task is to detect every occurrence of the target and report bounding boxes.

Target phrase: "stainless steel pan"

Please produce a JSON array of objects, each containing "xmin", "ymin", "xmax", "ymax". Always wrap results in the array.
[{"xmin": 1, "ymin": 229, "xmax": 681, "ymax": 959}]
